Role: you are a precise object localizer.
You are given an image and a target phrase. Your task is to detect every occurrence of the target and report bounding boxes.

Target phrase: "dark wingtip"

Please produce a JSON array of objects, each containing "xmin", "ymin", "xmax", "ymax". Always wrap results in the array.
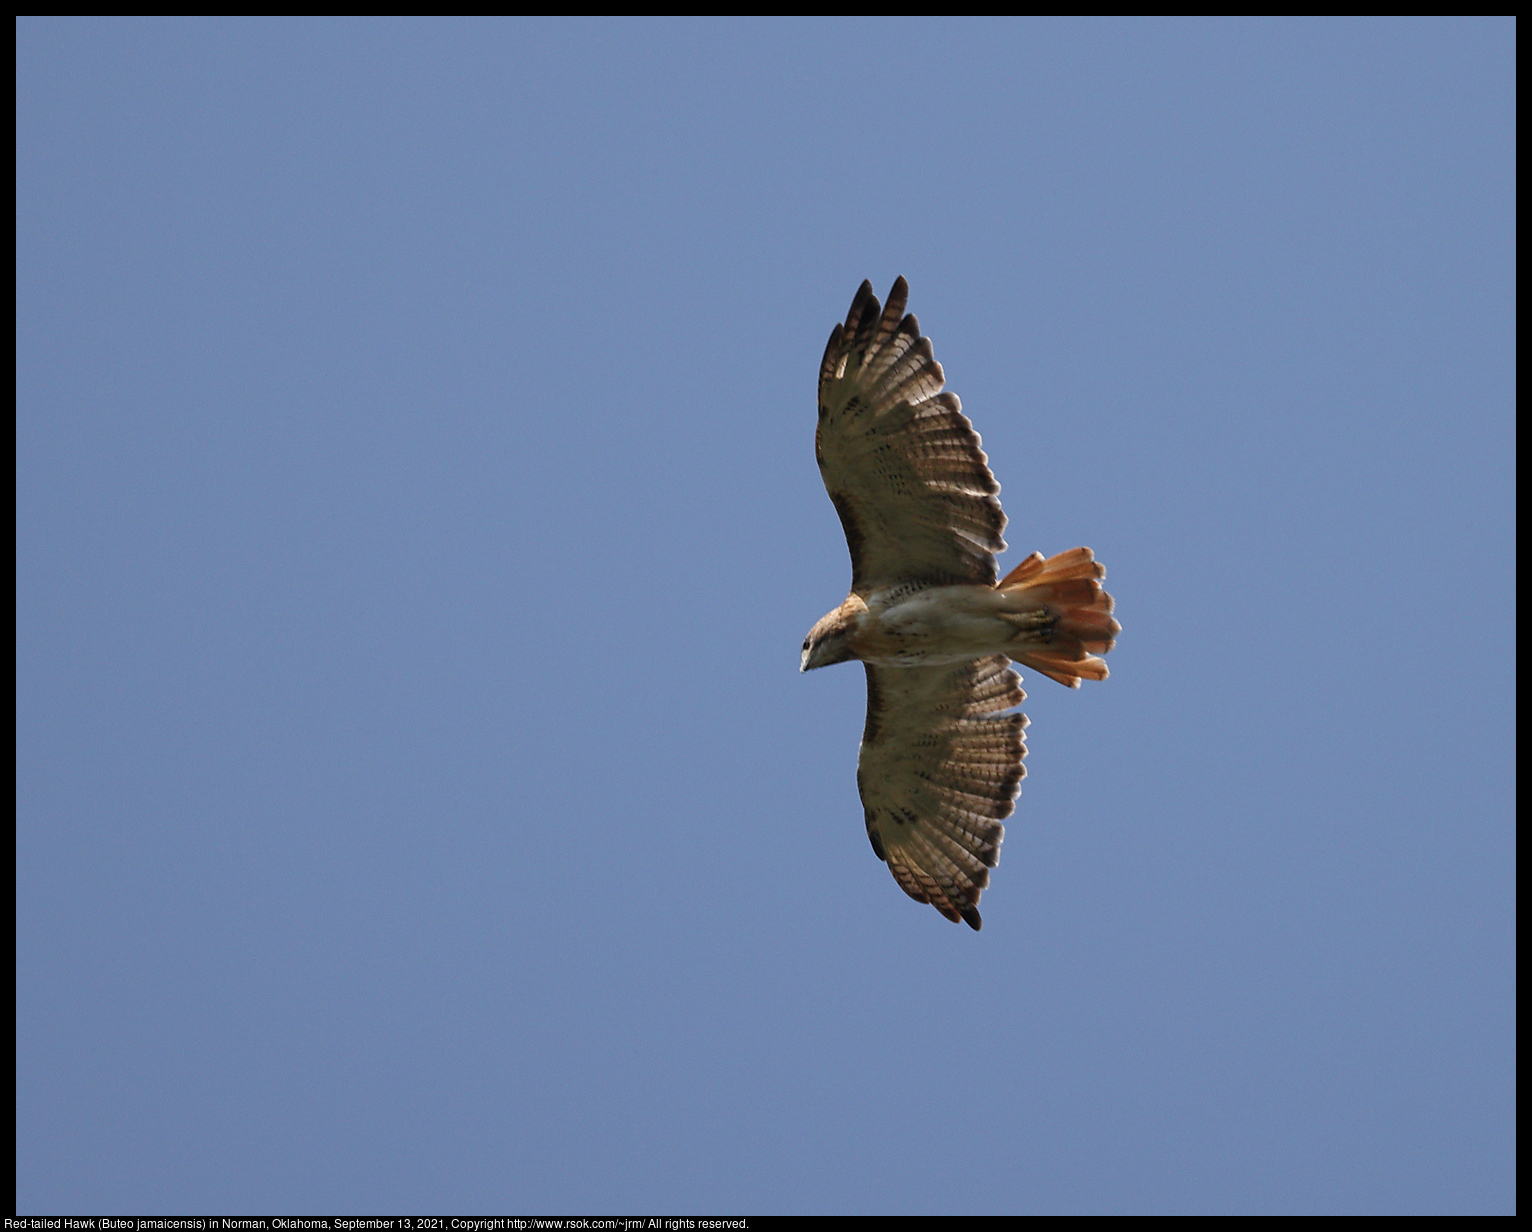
[
  {"xmin": 846, "ymin": 279, "xmax": 876, "ymax": 324},
  {"xmin": 962, "ymin": 906, "xmax": 983, "ymax": 931},
  {"xmin": 820, "ymin": 321, "xmax": 846, "ymax": 381},
  {"xmin": 866, "ymin": 827, "xmax": 887, "ymax": 862}
]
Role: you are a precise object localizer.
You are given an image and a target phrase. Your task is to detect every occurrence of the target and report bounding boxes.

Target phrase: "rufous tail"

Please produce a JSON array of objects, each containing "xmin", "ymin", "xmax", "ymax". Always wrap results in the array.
[{"xmin": 997, "ymin": 547, "xmax": 1119, "ymax": 688}]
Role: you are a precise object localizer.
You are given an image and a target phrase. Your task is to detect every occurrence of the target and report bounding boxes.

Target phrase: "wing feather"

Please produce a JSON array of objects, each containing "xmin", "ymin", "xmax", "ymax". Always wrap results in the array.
[
  {"xmin": 817, "ymin": 278, "xmax": 1007, "ymax": 594},
  {"xmin": 857, "ymin": 656, "xmax": 1026, "ymax": 930}
]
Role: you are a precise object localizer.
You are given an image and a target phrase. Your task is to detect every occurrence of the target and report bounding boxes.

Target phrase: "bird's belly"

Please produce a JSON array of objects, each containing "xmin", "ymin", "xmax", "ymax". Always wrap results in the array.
[{"xmin": 849, "ymin": 587, "xmax": 1020, "ymax": 666}]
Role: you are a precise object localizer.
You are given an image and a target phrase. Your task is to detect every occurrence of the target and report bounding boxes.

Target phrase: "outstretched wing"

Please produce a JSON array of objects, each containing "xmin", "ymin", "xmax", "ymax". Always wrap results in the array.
[
  {"xmin": 858, "ymin": 656, "xmax": 1026, "ymax": 930},
  {"xmin": 817, "ymin": 277, "xmax": 1007, "ymax": 596}
]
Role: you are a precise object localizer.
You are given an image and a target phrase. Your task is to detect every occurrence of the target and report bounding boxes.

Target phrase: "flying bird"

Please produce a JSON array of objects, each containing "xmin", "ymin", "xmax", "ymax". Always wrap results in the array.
[{"xmin": 802, "ymin": 277, "xmax": 1119, "ymax": 930}]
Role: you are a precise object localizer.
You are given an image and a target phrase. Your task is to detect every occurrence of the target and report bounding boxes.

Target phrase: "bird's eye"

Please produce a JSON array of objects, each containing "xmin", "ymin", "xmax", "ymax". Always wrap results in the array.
[{"xmin": 802, "ymin": 637, "xmax": 811, "ymax": 650}]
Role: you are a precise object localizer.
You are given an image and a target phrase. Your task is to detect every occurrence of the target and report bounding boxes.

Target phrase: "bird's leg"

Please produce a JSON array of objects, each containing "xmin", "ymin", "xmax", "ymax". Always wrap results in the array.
[{"xmin": 999, "ymin": 607, "xmax": 1057, "ymax": 645}]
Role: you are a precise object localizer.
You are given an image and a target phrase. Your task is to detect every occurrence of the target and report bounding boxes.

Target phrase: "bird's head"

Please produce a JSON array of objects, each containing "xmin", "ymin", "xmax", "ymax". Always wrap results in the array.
[{"xmin": 801, "ymin": 596, "xmax": 865, "ymax": 672}]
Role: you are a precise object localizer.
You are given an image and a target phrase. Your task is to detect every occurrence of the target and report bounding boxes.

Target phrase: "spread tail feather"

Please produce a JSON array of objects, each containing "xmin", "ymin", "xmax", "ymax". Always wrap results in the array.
[{"xmin": 998, "ymin": 547, "xmax": 1119, "ymax": 688}]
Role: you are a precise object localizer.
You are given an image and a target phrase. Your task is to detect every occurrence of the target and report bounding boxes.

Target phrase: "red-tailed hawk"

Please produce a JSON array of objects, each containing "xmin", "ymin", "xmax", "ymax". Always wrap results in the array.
[{"xmin": 802, "ymin": 277, "xmax": 1119, "ymax": 930}]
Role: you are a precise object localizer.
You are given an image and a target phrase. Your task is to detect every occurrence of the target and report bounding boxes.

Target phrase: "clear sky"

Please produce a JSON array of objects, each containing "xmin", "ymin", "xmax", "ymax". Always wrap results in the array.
[{"xmin": 17, "ymin": 17, "xmax": 1515, "ymax": 1216}]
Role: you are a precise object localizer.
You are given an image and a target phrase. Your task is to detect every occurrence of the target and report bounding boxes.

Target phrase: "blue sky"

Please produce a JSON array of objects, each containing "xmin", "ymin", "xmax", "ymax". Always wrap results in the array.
[{"xmin": 17, "ymin": 17, "xmax": 1515, "ymax": 1215}]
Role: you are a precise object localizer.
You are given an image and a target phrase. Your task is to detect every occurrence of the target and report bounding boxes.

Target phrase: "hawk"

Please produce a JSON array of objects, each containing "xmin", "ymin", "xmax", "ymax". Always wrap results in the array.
[{"xmin": 801, "ymin": 277, "xmax": 1119, "ymax": 930}]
